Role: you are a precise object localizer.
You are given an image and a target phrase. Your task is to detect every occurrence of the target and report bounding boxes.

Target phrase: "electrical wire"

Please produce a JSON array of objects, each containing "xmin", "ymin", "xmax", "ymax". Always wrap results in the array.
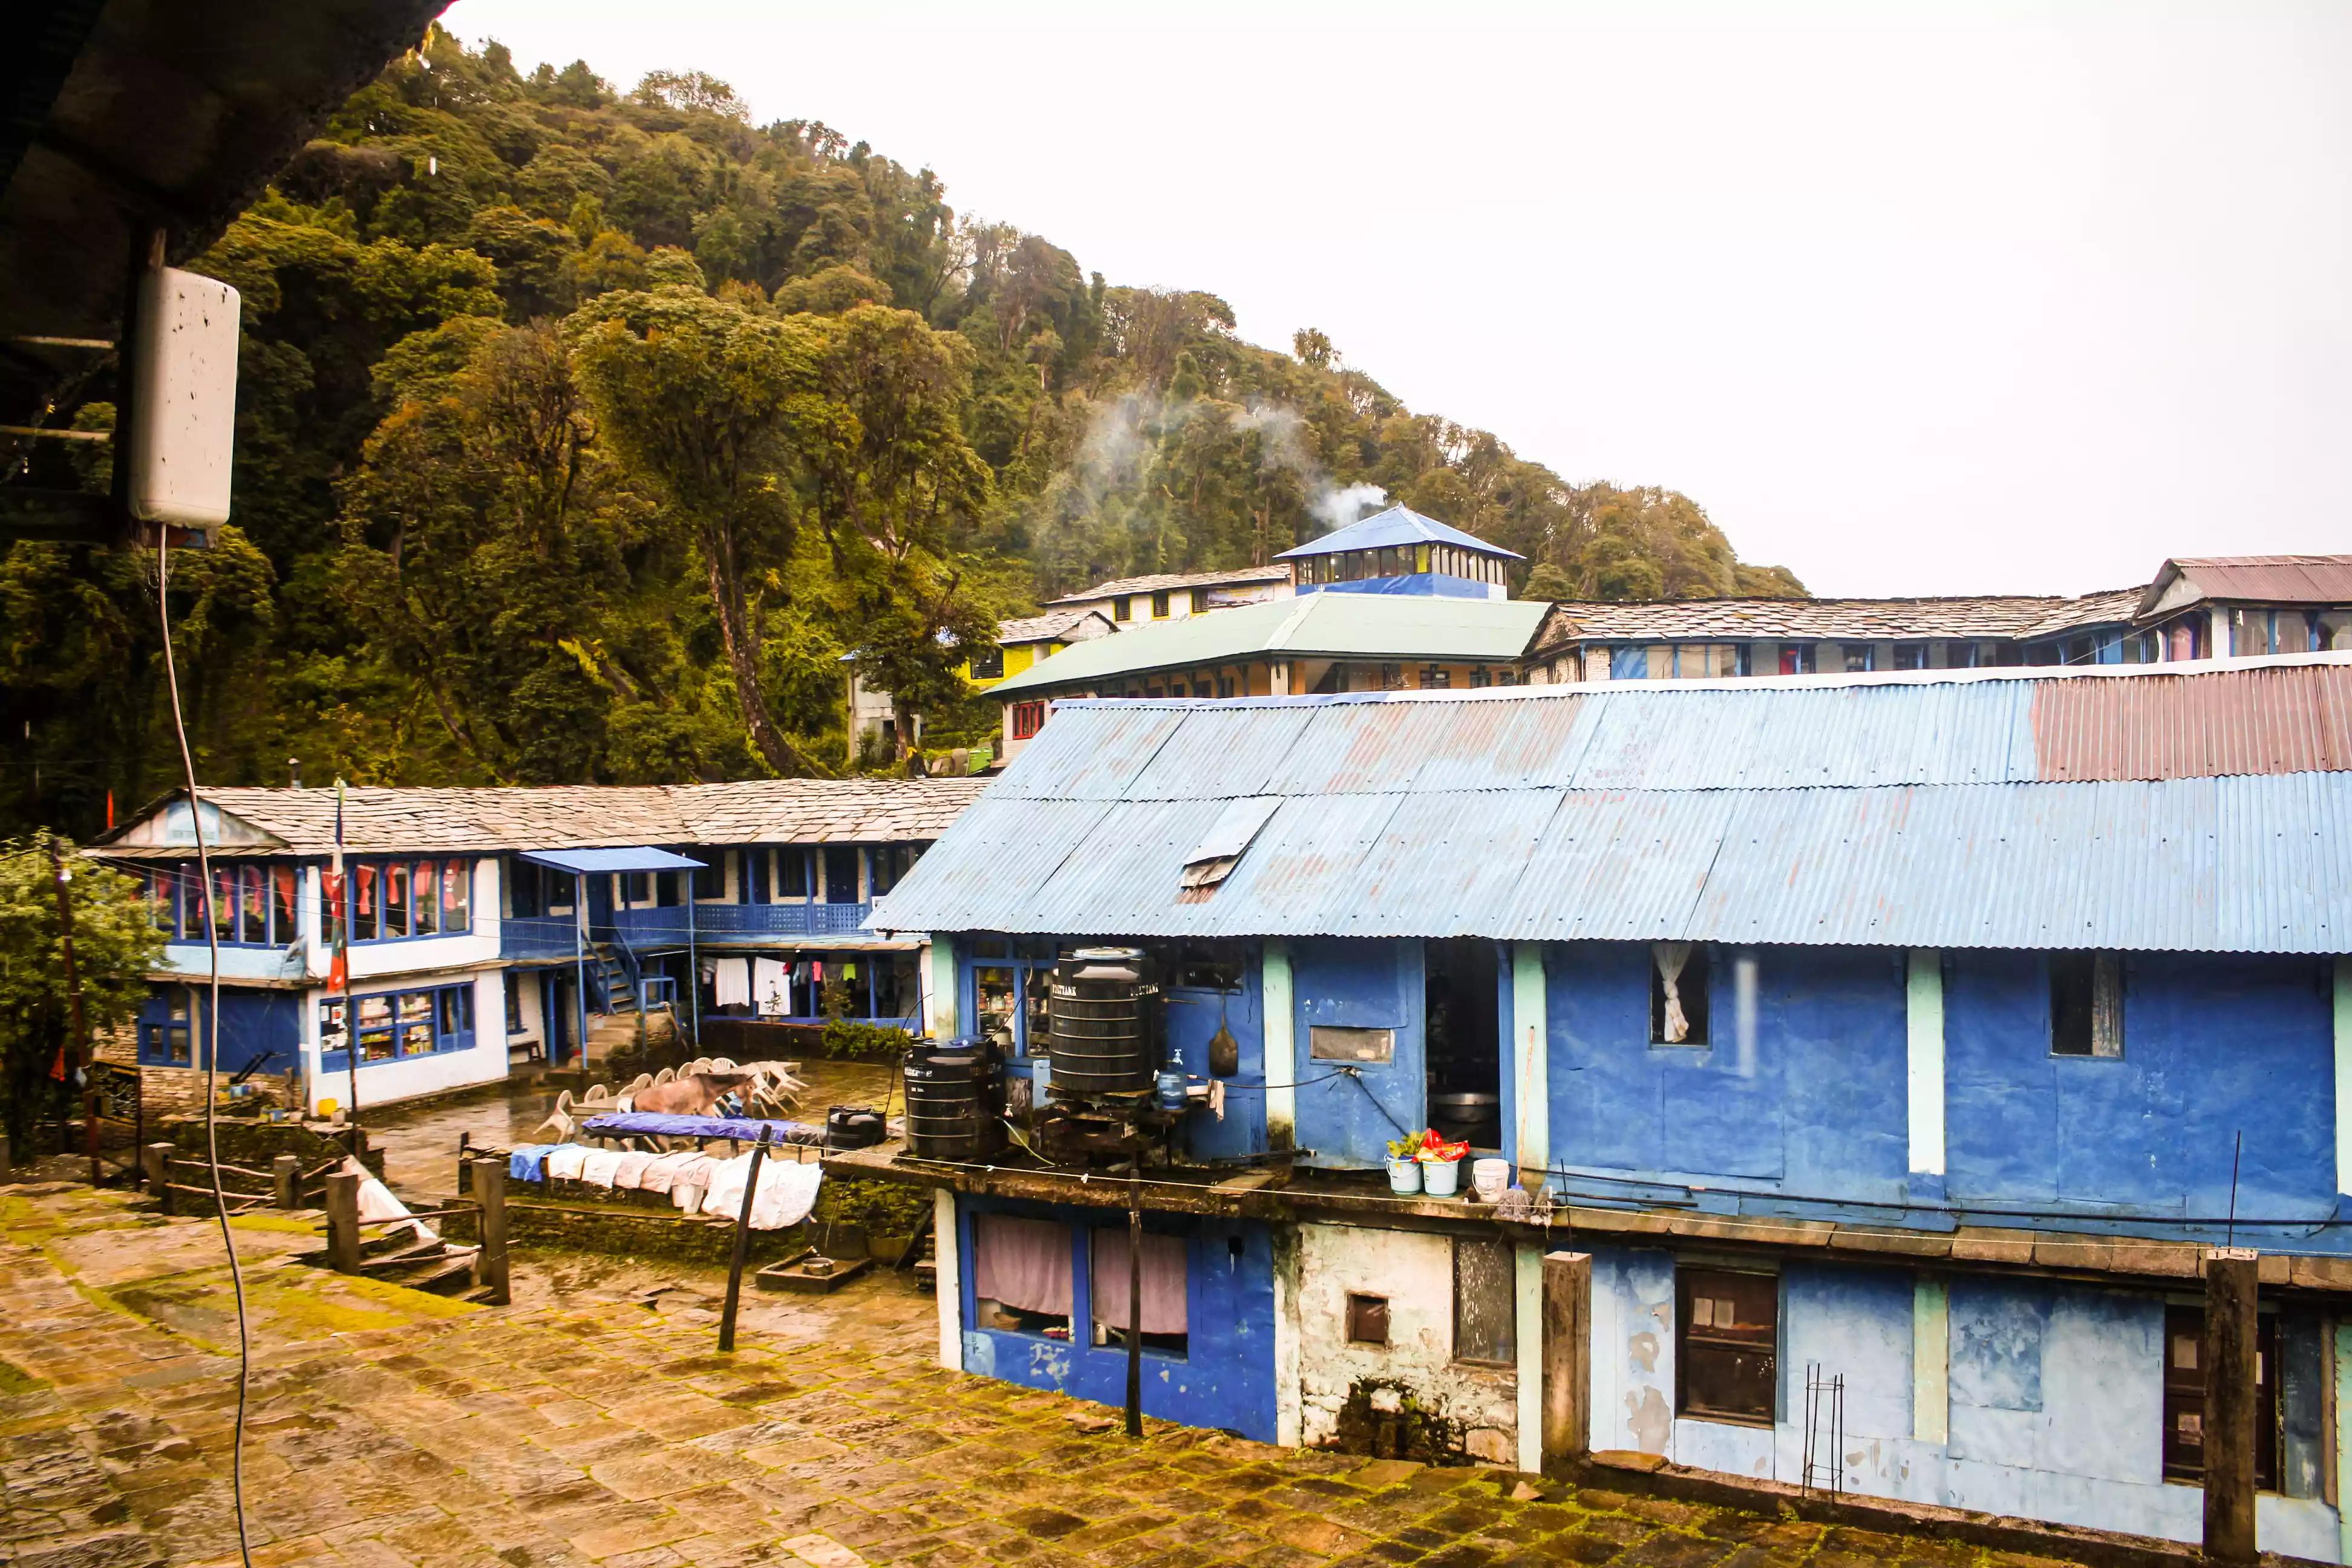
[{"xmin": 157, "ymin": 531, "xmax": 255, "ymax": 1568}]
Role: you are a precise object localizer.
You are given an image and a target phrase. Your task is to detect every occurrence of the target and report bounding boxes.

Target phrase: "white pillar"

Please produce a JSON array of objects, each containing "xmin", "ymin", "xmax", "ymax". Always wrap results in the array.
[
  {"xmin": 1264, "ymin": 940, "xmax": 1295, "ymax": 1152},
  {"xmin": 1912, "ymin": 1275, "xmax": 1949, "ymax": 1443},
  {"xmin": 1512, "ymin": 944, "xmax": 1549, "ymax": 1186},
  {"xmin": 1273, "ymin": 1227, "xmax": 1302, "ymax": 1447},
  {"xmin": 933, "ymin": 1189, "xmax": 961, "ymax": 1371},
  {"xmin": 1515, "ymin": 1241, "xmax": 1544, "ymax": 1474},
  {"xmin": 1906, "ymin": 950, "xmax": 1945, "ymax": 1178},
  {"xmin": 2334, "ymin": 956, "xmax": 2352, "ymax": 1196},
  {"xmin": 2210, "ymin": 606, "xmax": 2231, "ymax": 660}
]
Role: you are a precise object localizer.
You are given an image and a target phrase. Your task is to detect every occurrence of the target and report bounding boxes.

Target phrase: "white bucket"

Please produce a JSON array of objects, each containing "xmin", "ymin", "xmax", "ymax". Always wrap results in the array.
[
  {"xmin": 1387, "ymin": 1158, "xmax": 1422, "ymax": 1195},
  {"xmin": 1422, "ymin": 1158, "xmax": 1462, "ymax": 1198},
  {"xmin": 1471, "ymin": 1157, "xmax": 1512, "ymax": 1201}
]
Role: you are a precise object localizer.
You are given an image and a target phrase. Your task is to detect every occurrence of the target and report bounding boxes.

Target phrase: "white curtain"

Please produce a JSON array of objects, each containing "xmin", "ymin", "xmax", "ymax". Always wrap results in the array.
[
  {"xmin": 1654, "ymin": 942, "xmax": 1692, "ymax": 1044},
  {"xmin": 711, "ymin": 957, "xmax": 751, "ymax": 1009}
]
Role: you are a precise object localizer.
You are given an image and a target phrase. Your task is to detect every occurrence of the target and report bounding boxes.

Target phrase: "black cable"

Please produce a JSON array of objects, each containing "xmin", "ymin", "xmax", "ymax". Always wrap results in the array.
[{"xmin": 158, "ymin": 532, "xmax": 254, "ymax": 1568}]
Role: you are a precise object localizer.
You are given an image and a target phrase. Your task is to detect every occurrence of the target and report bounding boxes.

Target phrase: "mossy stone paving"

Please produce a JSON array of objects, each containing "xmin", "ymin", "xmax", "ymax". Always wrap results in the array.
[{"xmin": 0, "ymin": 1183, "xmax": 2101, "ymax": 1568}]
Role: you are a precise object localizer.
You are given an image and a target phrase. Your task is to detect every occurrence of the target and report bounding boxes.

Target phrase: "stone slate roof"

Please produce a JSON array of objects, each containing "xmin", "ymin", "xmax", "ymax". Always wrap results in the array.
[
  {"xmin": 1043, "ymin": 566, "xmax": 1292, "ymax": 607},
  {"xmin": 1529, "ymin": 589, "xmax": 2143, "ymax": 654},
  {"xmin": 996, "ymin": 609, "xmax": 1114, "ymax": 645},
  {"xmin": 91, "ymin": 779, "xmax": 988, "ymax": 859}
]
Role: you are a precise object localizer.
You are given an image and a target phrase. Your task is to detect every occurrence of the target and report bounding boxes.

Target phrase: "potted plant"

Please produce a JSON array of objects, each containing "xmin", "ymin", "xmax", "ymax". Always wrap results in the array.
[
  {"xmin": 1414, "ymin": 1129, "xmax": 1471, "ymax": 1197},
  {"xmin": 1385, "ymin": 1137, "xmax": 1423, "ymax": 1195}
]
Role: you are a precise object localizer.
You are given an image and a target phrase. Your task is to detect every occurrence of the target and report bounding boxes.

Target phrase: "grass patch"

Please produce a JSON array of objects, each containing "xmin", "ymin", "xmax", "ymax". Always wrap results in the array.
[
  {"xmin": 227, "ymin": 1213, "xmax": 324, "ymax": 1236},
  {"xmin": 0, "ymin": 1358, "xmax": 44, "ymax": 1394}
]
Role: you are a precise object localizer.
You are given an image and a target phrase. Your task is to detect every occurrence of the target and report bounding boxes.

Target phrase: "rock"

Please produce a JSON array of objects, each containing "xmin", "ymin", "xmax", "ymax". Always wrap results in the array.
[{"xmin": 1065, "ymin": 1409, "xmax": 1117, "ymax": 1433}]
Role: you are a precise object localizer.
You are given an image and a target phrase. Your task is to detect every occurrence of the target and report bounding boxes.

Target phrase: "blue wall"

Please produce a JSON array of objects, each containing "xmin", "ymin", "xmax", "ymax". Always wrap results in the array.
[
  {"xmin": 1945, "ymin": 952, "xmax": 2336, "ymax": 1220},
  {"xmin": 1292, "ymin": 938, "xmax": 1424, "ymax": 1168},
  {"xmin": 956, "ymin": 1194, "xmax": 1278, "ymax": 1441},
  {"xmin": 1300, "ymin": 573, "xmax": 1497, "ymax": 599},
  {"xmin": 1547, "ymin": 944, "xmax": 1909, "ymax": 1203},
  {"xmin": 1168, "ymin": 972, "xmax": 1267, "ymax": 1161}
]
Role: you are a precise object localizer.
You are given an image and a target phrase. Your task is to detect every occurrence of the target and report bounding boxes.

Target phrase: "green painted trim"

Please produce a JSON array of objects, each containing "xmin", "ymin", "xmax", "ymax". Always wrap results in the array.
[
  {"xmin": 1513, "ymin": 944, "xmax": 1549, "ymax": 1179},
  {"xmin": 1515, "ymin": 1242, "xmax": 1544, "ymax": 1474},
  {"xmin": 929, "ymin": 934, "xmax": 957, "ymax": 1040},
  {"xmin": 1907, "ymin": 949, "xmax": 1945, "ymax": 1177},
  {"xmin": 1264, "ymin": 939, "xmax": 1296, "ymax": 1152},
  {"xmin": 1913, "ymin": 1275, "xmax": 1949, "ymax": 1444}
]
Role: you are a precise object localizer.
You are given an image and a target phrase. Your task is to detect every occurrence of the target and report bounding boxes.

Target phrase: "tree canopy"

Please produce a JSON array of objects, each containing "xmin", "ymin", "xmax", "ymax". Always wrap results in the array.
[{"xmin": 0, "ymin": 27, "xmax": 1804, "ymax": 834}]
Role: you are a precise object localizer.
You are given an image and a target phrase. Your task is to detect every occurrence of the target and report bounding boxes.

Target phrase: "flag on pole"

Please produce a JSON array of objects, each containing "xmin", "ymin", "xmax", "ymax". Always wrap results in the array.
[{"xmin": 325, "ymin": 779, "xmax": 348, "ymax": 993}]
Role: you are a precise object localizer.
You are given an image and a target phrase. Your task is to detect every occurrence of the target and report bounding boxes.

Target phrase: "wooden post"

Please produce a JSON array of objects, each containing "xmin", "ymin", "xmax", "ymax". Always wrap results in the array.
[
  {"xmin": 45, "ymin": 838, "xmax": 91, "ymax": 1177},
  {"xmin": 145, "ymin": 1142, "xmax": 173, "ymax": 1212},
  {"xmin": 273, "ymin": 1154, "xmax": 300, "ymax": 1209},
  {"xmin": 325, "ymin": 1169, "xmax": 362, "ymax": 1275},
  {"xmin": 470, "ymin": 1155, "xmax": 510, "ymax": 1306},
  {"xmin": 718, "ymin": 1128, "xmax": 770, "ymax": 1351},
  {"xmin": 2204, "ymin": 1247, "xmax": 2260, "ymax": 1563},
  {"xmin": 1542, "ymin": 1251, "xmax": 1592, "ymax": 1472},
  {"xmin": 1126, "ymin": 1174, "xmax": 1145, "ymax": 1439}
]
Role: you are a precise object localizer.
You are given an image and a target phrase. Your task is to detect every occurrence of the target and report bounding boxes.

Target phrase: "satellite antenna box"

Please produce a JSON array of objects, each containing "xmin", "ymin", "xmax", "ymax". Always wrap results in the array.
[{"xmin": 126, "ymin": 267, "xmax": 241, "ymax": 540}]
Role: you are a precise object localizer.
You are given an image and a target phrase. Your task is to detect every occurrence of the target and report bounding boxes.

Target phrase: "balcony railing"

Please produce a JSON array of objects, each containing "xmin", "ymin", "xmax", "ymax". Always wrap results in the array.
[{"xmin": 500, "ymin": 902, "xmax": 877, "ymax": 959}]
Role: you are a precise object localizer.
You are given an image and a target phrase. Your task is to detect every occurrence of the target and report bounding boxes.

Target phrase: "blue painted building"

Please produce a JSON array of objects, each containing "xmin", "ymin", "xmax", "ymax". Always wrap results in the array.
[
  {"xmin": 1278, "ymin": 505, "xmax": 1522, "ymax": 601},
  {"xmin": 90, "ymin": 778, "xmax": 982, "ymax": 1112},
  {"xmin": 871, "ymin": 655, "xmax": 2352, "ymax": 1554}
]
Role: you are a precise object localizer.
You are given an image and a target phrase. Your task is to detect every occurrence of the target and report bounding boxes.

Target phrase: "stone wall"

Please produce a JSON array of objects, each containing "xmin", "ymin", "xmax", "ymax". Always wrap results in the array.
[{"xmin": 1295, "ymin": 1221, "xmax": 1517, "ymax": 1465}]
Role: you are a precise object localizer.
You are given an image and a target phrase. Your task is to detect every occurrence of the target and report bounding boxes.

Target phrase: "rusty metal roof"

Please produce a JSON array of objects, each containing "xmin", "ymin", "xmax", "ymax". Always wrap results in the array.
[
  {"xmin": 2154, "ymin": 556, "xmax": 2352, "ymax": 607},
  {"xmin": 1528, "ymin": 589, "xmax": 2141, "ymax": 652},
  {"xmin": 871, "ymin": 656, "xmax": 2352, "ymax": 952}
]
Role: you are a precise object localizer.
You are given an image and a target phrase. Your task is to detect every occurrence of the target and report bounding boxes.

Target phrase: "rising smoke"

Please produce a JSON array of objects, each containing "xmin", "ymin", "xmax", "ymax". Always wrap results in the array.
[{"xmin": 1071, "ymin": 392, "xmax": 1387, "ymax": 537}]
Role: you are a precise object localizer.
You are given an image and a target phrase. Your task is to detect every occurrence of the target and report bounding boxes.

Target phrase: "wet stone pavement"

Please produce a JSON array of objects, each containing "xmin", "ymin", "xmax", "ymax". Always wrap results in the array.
[{"xmin": 0, "ymin": 1181, "xmax": 2097, "ymax": 1568}]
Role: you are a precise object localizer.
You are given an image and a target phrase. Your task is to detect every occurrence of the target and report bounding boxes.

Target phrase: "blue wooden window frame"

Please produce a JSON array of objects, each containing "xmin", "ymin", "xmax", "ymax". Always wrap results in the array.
[
  {"xmin": 143, "ymin": 862, "xmax": 301, "ymax": 948},
  {"xmin": 136, "ymin": 995, "xmax": 193, "ymax": 1067},
  {"xmin": 336, "ymin": 858, "xmax": 474, "ymax": 944},
  {"xmin": 319, "ymin": 981, "xmax": 477, "ymax": 1072}
]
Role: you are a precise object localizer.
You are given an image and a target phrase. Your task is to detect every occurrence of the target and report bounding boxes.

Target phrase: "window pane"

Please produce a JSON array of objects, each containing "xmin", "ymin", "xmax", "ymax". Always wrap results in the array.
[
  {"xmin": 382, "ymin": 863, "xmax": 408, "ymax": 938},
  {"xmin": 975, "ymin": 967, "xmax": 1016, "ymax": 1049},
  {"xmin": 1453, "ymin": 1236, "xmax": 1517, "ymax": 1365},
  {"xmin": 212, "ymin": 867, "xmax": 237, "ymax": 941},
  {"xmin": 413, "ymin": 861, "xmax": 439, "ymax": 935},
  {"xmin": 779, "ymin": 849, "xmax": 809, "ymax": 898},
  {"xmin": 319, "ymin": 998, "xmax": 348, "ymax": 1061},
  {"xmin": 272, "ymin": 866, "xmax": 299, "ymax": 942},
  {"xmin": 149, "ymin": 871, "xmax": 177, "ymax": 935},
  {"xmin": 443, "ymin": 860, "xmax": 469, "ymax": 930},
  {"xmin": 824, "ymin": 846, "xmax": 861, "ymax": 904},
  {"xmin": 237, "ymin": 866, "xmax": 266, "ymax": 944},
  {"xmin": 1677, "ymin": 1268, "xmax": 1777, "ymax": 1424}
]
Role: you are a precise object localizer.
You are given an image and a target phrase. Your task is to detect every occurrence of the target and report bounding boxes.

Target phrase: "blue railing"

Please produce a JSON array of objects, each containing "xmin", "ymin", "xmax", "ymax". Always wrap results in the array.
[
  {"xmin": 499, "ymin": 901, "xmax": 875, "ymax": 961},
  {"xmin": 501, "ymin": 915, "xmax": 582, "ymax": 959}
]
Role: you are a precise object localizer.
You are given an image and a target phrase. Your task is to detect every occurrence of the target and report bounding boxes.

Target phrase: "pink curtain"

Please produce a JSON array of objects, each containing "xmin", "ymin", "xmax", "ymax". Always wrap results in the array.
[
  {"xmin": 1091, "ymin": 1230, "xmax": 1188, "ymax": 1335},
  {"xmin": 972, "ymin": 1215, "xmax": 1073, "ymax": 1316}
]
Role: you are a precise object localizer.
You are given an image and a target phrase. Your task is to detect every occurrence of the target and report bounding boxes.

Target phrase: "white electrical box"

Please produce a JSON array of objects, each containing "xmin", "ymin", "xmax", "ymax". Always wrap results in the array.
[{"xmin": 127, "ymin": 267, "xmax": 241, "ymax": 533}]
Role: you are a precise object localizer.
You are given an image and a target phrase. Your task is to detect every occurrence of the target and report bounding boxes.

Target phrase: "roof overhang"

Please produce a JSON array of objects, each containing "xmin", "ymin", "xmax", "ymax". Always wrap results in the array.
[{"xmin": 518, "ymin": 847, "xmax": 708, "ymax": 875}]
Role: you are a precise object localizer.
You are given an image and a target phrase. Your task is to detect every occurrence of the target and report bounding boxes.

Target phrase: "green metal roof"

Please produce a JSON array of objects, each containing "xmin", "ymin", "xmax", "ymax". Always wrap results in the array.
[{"xmin": 988, "ymin": 592, "xmax": 1548, "ymax": 697}]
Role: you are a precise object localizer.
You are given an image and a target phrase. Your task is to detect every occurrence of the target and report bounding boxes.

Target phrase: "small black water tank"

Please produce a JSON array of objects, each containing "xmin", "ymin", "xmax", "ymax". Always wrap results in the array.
[
  {"xmin": 1047, "ymin": 947, "xmax": 1163, "ymax": 1100},
  {"xmin": 903, "ymin": 1037, "xmax": 1004, "ymax": 1160}
]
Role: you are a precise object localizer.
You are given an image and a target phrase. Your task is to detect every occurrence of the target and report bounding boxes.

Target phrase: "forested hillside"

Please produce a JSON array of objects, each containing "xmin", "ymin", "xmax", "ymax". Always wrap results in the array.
[{"xmin": 0, "ymin": 26, "xmax": 1803, "ymax": 831}]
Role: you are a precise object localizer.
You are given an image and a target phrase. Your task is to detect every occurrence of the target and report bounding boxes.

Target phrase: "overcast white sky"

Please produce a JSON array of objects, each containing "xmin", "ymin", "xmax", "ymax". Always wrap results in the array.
[{"xmin": 441, "ymin": 0, "xmax": 2350, "ymax": 596}]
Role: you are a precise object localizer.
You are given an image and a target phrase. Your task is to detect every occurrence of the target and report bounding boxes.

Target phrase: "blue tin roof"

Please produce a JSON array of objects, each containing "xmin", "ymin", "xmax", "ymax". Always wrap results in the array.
[
  {"xmin": 871, "ymin": 657, "xmax": 2352, "ymax": 953},
  {"xmin": 518, "ymin": 846, "xmax": 708, "ymax": 874},
  {"xmin": 1275, "ymin": 505, "xmax": 1526, "ymax": 561}
]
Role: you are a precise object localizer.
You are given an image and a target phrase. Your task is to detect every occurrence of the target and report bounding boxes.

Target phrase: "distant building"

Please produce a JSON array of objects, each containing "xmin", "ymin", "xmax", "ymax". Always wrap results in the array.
[
  {"xmin": 1526, "ymin": 554, "xmax": 2352, "ymax": 682},
  {"xmin": 87, "ymin": 779, "xmax": 982, "ymax": 1115},
  {"xmin": 1278, "ymin": 505, "xmax": 1521, "ymax": 599},
  {"xmin": 849, "ymin": 608, "xmax": 1116, "ymax": 759},
  {"xmin": 1042, "ymin": 565, "xmax": 1295, "ymax": 627},
  {"xmin": 984, "ymin": 592, "xmax": 1548, "ymax": 760}
]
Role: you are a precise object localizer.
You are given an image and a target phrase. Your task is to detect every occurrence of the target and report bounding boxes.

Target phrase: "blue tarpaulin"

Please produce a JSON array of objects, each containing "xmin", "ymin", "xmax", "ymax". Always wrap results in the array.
[{"xmin": 581, "ymin": 1112, "xmax": 825, "ymax": 1145}]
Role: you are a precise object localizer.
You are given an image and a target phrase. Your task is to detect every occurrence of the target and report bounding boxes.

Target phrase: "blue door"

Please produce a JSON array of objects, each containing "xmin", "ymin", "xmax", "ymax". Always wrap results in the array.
[
  {"xmin": 1170, "ymin": 962, "xmax": 1266, "ymax": 1161},
  {"xmin": 1291, "ymin": 939, "xmax": 1425, "ymax": 1169}
]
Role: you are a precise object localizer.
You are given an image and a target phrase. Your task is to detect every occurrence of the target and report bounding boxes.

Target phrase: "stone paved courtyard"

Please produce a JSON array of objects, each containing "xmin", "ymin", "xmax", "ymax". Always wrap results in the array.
[{"xmin": 0, "ymin": 1181, "xmax": 2100, "ymax": 1568}]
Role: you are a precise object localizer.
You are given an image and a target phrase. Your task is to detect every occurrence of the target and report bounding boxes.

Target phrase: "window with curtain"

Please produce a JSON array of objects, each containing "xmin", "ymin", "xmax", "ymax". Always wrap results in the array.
[
  {"xmin": 1091, "ymin": 1227, "xmax": 1189, "ymax": 1357},
  {"xmin": 971, "ymin": 1214, "xmax": 1073, "ymax": 1338}
]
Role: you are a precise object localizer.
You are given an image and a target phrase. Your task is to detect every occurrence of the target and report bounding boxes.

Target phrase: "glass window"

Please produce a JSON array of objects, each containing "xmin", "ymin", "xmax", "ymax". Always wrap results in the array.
[
  {"xmin": 1151, "ymin": 590, "xmax": 1170, "ymax": 617},
  {"xmin": 148, "ymin": 870, "xmax": 177, "ymax": 935},
  {"xmin": 272, "ymin": 866, "xmax": 299, "ymax": 942},
  {"xmin": 1453, "ymin": 1236, "xmax": 1517, "ymax": 1365},
  {"xmin": 238, "ymin": 866, "xmax": 266, "ymax": 944},
  {"xmin": 823, "ymin": 846, "xmax": 861, "ymax": 904},
  {"xmin": 975, "ymin": 966, "xmax": 1017, "ymax": 1049},
  {"xmin": 968, "ymin": 645, "xmax": 1005, "ymax": 680},
  {"xmin": 504, "ymin": 975, "xmax": 521, "ymax": 1034},
  {"xmin": 439, "ymin": 986, "xmax": 471, "ymax": 1037},
  {"xmin": 972, "ymin": 1215, "xmax": 1073, "ymax": 1339},
  {"xmin": 2051, "ymin": 952, "xmax": 2124, "ymax": 1057},
  {"xmin": 1651, "ymin": 944, "xmax": 1710, "ymax": 1045},
  {"xmin": 413, "ymin": 860, "xmax": 440, "ymax": 935},
  {"xmin": 382, "ymin": 862, "xmax": 409, "ymax": 938},
  {"xmin": 2163, "ymin": 1305, "xmax": 2277, "ymax": 1486},
  {"xmin": 777, "ymin": 849, "xmax": 810, "ymax": 898},
  {"xmin": 209, "ymin": 866, "xmax": 236, "ymax": 942},
  {"xmin": 2319, "ymin": 611, "xmax": 2351, "ymax": 652},
  {"xmin": 1115, "ymin": 596, "xmax": 1132, "ymax": 621},
  {"xmin": 443, "ymin": 860, "xmax": 469, "ymax": 930},
  {"xmin": 1091, "ymin": 1229, "xmax": 1189, "ymax": 1357},
  {"xmin": 1677, "ymin": 1268, "xmax": 1779, "ymax": 1425}
]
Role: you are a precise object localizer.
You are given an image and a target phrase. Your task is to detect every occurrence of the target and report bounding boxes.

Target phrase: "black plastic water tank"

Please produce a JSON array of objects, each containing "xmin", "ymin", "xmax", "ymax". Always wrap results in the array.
[
  {"xmin": 903, "ymin": 1037, "xmax": 1004, "ymax": 1160},
  {"xmin": 1047, "ymin": 947, "xmax": 1163, "ymax": 1100}
]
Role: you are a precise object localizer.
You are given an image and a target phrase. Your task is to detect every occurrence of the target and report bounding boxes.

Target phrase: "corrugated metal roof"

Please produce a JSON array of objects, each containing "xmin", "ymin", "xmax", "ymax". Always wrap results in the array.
[
  {"xmin": 1043, "ymin": 565, "xmax": 1292, "ymax": 606},
  {"xmin": 989, "ymin": 591, "xmax": 1547, "ymax": 697},
  {"xmin": 869, "ymin": 656, "xmax": 2352, "ymax": 953},
  {"xmin": 1275, "ymin": 505, "xmax": 1525, "ymax": 561},
  {"xmin": 2163, "ymin": 556, "xmax": 2352, "ymax": 606}
]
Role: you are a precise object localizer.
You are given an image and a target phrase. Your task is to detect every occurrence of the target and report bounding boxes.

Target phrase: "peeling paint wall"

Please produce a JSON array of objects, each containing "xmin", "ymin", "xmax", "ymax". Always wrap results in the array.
[
  {"xmin": 1295, "ymin": 1222, "xmax": 1517, "ymax": 1465},
  {"xmin": 1583, "ymin": 1247, "xmax": 2345, "ymax": 1558}
]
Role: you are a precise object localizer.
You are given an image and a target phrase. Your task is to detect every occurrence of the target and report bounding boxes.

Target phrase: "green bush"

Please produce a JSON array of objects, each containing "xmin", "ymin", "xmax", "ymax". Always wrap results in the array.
[{"xmin": 821, "ymin": 1019, "xmax": 913, "ymax": 1060}]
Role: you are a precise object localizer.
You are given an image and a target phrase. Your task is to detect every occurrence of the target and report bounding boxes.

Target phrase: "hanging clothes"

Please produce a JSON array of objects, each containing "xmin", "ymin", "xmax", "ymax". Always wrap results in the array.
[
  {"xmin": 753, "ymin": 957, "xmax": 788, "ymax": 1016},
  {"xmin": 1091, "ymin": 1229, "xmax": 1189, "ymax": 1335},
  {"xmin": 711, "ymin": 957, "xmax": 751, "ymax": 1010},
  {"xmin": 971, "ymin": 1214, "xmax": 1074, "ymax": 1316}
]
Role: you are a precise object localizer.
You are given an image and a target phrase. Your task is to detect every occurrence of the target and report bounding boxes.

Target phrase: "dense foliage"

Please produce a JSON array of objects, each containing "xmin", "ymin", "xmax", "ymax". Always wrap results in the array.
[{"xmin": 0, "ymin": 29, "xmax": 1802, "ymax": 835}]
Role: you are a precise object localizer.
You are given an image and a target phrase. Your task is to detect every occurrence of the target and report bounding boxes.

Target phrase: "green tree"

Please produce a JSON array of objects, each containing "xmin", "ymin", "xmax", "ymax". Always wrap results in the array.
[{"xmin": 0, "ymin": 834, "xmax": 165, "ymax": 1151}]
